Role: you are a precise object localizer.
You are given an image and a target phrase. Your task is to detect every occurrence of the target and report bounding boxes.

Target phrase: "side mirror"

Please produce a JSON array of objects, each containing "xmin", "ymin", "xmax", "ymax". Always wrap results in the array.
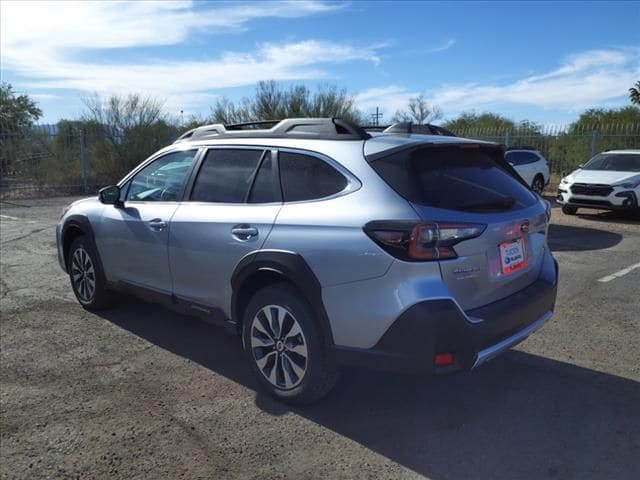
[
  {"xmin": 577, "ymin": 164, "xmax": 584, "ymax": 169},
  {"xmin": 99, "ymin": 185, "xmax": 123, "ymax": 207}
]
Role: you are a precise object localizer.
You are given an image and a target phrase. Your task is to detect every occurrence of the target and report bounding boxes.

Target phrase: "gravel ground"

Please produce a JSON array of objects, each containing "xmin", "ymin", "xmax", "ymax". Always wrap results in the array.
[{"xmin": 1, "ymin": 197, "xmax": 639, "ymax": 480}]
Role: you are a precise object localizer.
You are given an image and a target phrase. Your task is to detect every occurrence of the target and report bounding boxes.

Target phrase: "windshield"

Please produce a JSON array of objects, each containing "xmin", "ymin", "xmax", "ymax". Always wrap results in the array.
[{"xmin": 582, "ymin": 153, "xmax": 640, "ymax": 172}]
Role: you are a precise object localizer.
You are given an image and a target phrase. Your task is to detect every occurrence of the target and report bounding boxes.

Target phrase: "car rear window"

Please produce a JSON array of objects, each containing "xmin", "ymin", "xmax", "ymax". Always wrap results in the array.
[
  {"xmin": 369, "ymin": 145, "xmax": 537, "ymax": 212},
  {"xmin": 506, "ymin": 151, "xmax": 540, "ymax": 165}
]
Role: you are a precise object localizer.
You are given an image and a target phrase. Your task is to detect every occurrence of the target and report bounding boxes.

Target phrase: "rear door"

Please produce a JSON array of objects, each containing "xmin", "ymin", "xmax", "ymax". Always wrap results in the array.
[
  {"xmin": 369, "ymin": 144, "xmax": 547, "ymax": 310},
  {"xmin": 168, "ymin": 147, "xmax": 281, "ymax": 313}
]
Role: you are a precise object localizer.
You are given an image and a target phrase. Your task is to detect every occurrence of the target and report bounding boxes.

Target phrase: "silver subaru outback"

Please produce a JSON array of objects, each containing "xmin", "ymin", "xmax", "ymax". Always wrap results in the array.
[{"xmin": 56, "ymin": 118, "xmax": 558, "ymax": 404}]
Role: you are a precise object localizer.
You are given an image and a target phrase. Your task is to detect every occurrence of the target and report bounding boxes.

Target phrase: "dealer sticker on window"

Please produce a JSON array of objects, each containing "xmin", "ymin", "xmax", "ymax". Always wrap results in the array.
[{"xmin": 499, "ymin": 238, "xmax": 527, "ymax": 274}]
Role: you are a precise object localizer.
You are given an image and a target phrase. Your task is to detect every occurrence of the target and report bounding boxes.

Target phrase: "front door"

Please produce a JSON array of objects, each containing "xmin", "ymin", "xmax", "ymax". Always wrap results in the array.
[{"xmin": 96, "ymin": 149, "xmax": 199, "ymax": 293}]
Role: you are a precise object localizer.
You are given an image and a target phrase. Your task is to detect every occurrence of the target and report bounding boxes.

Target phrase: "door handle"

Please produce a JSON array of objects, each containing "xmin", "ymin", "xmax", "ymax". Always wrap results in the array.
[
  {"xmin": 148, "ymin": 219, "xmax": 167, "ymax": 231},
  {"xmin": 231, "ymin": 225, "xmax": 258, "ymax": 240}
]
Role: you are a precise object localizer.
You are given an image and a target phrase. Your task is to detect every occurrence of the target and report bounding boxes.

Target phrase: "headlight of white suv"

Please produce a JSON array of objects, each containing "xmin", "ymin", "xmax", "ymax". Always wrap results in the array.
[
  {"xmin": 560, "ymin": 177, "xmax": 569, "ymax": 184},
  {"xmin": 618, "ymin": 179, "xmax": 640, "ymax": 189}
]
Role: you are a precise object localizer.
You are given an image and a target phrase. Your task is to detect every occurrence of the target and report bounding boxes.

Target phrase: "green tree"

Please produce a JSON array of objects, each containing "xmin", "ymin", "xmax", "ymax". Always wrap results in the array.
[
  {"xmin": 0, "ymin": 83, "xmax": 44, "ymax": 176},
  {"xmin": 0, "ymin": 83, "xmax": 42, "ymax": 130},
  {"xmin": 444, "ymin": 112, "xmax": 516, "ymax": 134},
  {"xmin": 392, "ymin": 95, "xmax": 442, "ymax": 124},
  {"xmin": 209, "ymin": 81, "xmax": 364, "ymax": 125},
  {"xmin": 629, "ymin": 81, "xmax": 640, "ymax": 105},
  {"xmin": 81, "ymin": 93, "xmax": 179, "ymax": 183}
]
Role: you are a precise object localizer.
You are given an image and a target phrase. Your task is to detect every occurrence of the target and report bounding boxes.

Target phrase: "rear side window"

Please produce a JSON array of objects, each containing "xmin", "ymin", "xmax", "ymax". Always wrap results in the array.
[
  {"xmin": 279, "ymin": 151, "xmax": 348, "ymax": 202},
  {"xmin": 370, "ymin": 146, "xmax": 537, "ymax": 212},
  {"xmin": 248, "ymin": 155, "xmax": 280, "ymax": 203},
  {"xmin": 506, "ymin": 151, "xmax": 539, "ymax": 165},
  {"xmin": 191, "ymin": 149, "xmax": 264, "ymax": 203}
]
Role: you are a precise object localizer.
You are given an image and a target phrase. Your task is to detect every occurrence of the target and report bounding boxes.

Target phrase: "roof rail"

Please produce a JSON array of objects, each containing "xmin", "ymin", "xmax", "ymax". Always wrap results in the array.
[
  {"xmin": 382, "ymin": 122, "xmax": 456, "ymax": 137},
  {"xmin": 174, "ymin": 118, "xmax": 371, "ymax": 143}
]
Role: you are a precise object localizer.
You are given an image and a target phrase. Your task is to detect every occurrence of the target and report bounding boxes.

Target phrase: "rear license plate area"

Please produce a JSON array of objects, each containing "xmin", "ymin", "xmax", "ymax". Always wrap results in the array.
[{"xmin": 499, "ymin": 237, "xmax": 527, "ymax": 274}]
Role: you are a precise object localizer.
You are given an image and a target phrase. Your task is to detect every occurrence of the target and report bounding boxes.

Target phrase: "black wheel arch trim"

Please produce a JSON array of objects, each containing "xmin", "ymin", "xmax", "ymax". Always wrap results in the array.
[
  {"xmin": 60, "ymin": 214, "xmax": 106, "ymax": 281},
  {"xmin": 231, "ymin": 250, "xmax": 335, "ymax": 347}
]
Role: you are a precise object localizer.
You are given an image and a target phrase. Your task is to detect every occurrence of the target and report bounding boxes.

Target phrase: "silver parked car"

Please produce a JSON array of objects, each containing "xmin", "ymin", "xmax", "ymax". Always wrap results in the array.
[{"xmin": 56, "ymin": 119, "xmax": 558, "ymax": 404}]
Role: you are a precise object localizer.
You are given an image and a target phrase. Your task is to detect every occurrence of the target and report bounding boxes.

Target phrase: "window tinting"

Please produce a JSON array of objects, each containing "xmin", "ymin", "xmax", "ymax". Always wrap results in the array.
[
  {"xmin": 279, "ymin": 152, "xmax": 348, "ymax": 202},
  {"xmin": 191, "ymin": 149, "xmax": 264, "ymax": 203},
  {"xmin": 248, "ymin": 155, "xmax": 280, "ymax": 203},
  {"xmin": 370, "ymin": 146, "xmax": 536, "ymax": 212},
  {"xmin": 126, "ymin": 150, "xmax": 197, "ymax": 202},
  {"xmin": 506, "ymin": 151, "xmax": 539, "ymax": 165}
]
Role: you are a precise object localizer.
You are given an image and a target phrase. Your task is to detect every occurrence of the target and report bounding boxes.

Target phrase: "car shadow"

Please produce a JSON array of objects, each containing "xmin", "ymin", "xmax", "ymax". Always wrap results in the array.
[
  {"xmin": 547, "ymin": 224, "xmax": 623, "ymax": 251},
  {"xmin": 99, "ymin": 299, "xmax": 640, "ymax": 480},
  {"xmin": 575, "ymin": 209, "xmax": 640, "ymax": 225}
]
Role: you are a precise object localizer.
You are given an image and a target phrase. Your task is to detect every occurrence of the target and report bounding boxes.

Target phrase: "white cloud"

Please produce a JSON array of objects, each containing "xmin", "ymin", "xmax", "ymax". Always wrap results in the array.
[
  {"xmin": 359, "ymin": 47, "xmax": 640, "ymax": 119},
  {"xmin": 355, "ymin": 86, "xmax": 420, "ymax": 117},
  {"xmin": 0, "ymin": 0, "xmax": 379, "ymax": 112},
  {"xmin": 428, "ymin": 38, "xmax": 456, "ymax": 53}
]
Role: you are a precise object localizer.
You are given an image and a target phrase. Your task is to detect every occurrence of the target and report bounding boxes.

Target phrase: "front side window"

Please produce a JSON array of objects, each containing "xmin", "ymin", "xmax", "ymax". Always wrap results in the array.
[
  {"xmin": 191, "ymin": 149, "xmax": 265, "ymax": 203},
  {"xmin": 126, "ymin": 149, "xmax": 198, "ymax": 202},
  {"xmin": 279, "ymin": 151, "xmax": 348, "ymax": 202}
]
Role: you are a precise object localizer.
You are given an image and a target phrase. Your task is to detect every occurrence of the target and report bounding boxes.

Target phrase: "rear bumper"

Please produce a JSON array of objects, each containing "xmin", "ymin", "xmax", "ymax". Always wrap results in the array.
[{"xmin": 336, "ymin": 257, "xmax": 558, "ymax": 375}]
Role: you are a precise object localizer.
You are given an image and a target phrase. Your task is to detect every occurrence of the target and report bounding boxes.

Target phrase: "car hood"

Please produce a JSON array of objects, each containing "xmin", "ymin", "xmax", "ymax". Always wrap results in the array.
[{"xmin": 566, "ymin": 169, "xmax": 639, "ymax": 185}]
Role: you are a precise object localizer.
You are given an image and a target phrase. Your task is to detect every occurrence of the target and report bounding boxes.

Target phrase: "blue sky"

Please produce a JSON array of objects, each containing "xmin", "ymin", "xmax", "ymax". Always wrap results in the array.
[{"xmin": 1, "ymin": 0, "xmax": 639, "ymax": 125}]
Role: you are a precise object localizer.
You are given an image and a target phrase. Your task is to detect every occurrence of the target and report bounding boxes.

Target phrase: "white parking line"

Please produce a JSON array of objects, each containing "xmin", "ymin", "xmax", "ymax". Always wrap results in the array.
[
  {"xmin": 0, "ymin": 214, "xmax": 20, "ymax": 220},
  {"xmin": 598, "ymin": 262, "xmax": 640, "ymax": 283}
]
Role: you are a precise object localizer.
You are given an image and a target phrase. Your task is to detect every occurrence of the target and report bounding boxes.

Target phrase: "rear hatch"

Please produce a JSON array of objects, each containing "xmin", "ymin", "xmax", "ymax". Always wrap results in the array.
[{"xmin": 366, "ymin": 141, "xmax": 548, "ymax": 311}]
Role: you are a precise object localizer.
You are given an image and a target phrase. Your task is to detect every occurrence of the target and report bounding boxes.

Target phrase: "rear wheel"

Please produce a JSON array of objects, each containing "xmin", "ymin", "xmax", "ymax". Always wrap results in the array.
[
  {"xmin": 562, "ymin": 205, "xmax": 578, "ymax": 215},
  {"xmin": 531, "ymin": 175, "xmax": 545, "ymax": 195},
  {"xmin": 242, "ymin": 283, "xmax": 338, "ymax": 405},
  {"xmin": 68, "ymin": 236, "xmax": 112, "ymax": 310}
]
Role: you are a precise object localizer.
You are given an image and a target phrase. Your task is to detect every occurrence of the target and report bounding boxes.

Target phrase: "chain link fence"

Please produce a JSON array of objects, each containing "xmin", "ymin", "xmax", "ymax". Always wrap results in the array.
[
  {"xmin": 1, "ymin": 121, "xmax": 639, "ymax": 199},
  {"xmin": 453, "ymin": 124, "xmax": 640, "ymax": 191},
  {"xmin": 1, "ymin": 121, "xmax": 181, "ymax": 199}
]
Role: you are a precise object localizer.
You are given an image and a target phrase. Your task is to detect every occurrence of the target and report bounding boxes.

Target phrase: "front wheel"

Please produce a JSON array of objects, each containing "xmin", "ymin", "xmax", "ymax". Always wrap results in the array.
[
  {"xmin": 562, "ymin": 205, "xmax": 578, "ymax": 215},
  {"xmin": 68, "ymin": 236, "xmax": 113, "ymax": 310},
  {"xmin": 242, "ymin": 283, "xmax": 338, "ymax": 405}
]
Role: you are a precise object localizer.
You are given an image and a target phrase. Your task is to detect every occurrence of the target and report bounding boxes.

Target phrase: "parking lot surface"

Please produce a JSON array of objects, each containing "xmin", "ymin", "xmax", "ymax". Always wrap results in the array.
[{"xmin": 1, "ymin": 197, "xmax": 639, "ymax": 480}]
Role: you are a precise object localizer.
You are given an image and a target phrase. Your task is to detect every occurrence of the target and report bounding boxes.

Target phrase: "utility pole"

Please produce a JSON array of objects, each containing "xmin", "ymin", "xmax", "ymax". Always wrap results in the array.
[
  {"xmin": 370, "ymin": 106, "xmax": 383, "ymax": 127},
  {"xmin": 180, "ymin": 110, "xmax": 184, "ymax": 127}
]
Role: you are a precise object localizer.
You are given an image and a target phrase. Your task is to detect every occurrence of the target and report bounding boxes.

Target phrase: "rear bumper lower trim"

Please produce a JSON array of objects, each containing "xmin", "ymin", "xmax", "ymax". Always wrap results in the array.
[{"xmin": 472, "ymin": 310, "xmax": 552, "ymax": 369}]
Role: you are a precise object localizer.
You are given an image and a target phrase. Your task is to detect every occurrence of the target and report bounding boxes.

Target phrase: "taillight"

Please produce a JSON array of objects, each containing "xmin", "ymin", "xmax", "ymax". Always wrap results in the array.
[{"xmin": 364, "ymin": 221, "xmax": 486, "ymax": 261}]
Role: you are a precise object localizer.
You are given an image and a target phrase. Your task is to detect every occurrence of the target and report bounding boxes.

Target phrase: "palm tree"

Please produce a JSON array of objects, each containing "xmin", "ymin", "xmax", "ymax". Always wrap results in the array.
[{"xmin": 630, "ymin": 81, "xmax": 640, "ymax": 105}]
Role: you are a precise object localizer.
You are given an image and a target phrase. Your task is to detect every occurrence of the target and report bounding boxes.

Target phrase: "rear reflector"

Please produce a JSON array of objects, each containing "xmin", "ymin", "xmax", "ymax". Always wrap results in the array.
[{"xmin": 435, "ymin": 352, "xmax": 454, "ymax": 366}]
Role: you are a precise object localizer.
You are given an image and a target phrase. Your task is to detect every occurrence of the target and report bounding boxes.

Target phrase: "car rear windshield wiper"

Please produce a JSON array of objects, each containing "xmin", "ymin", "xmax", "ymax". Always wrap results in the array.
[{"xmin": 458, "ymin": 196, "xmax": 516, "ymax": 212}]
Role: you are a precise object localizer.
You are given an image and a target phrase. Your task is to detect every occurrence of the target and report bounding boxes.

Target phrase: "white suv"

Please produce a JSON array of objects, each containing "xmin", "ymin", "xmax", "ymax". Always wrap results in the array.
[
  {"xmin": 557, "ymin": 150, "xmax": 640, "ymax": 215},
  {"xmin": 505, "ymin": 147, "xmax": 550, "ymax": 194}
]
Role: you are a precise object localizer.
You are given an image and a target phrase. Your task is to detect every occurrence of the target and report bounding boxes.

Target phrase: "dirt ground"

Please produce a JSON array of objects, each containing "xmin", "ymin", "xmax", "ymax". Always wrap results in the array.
[{"xmin": 1, "ymin": 197, "xmax": 639, "ymax": 480}]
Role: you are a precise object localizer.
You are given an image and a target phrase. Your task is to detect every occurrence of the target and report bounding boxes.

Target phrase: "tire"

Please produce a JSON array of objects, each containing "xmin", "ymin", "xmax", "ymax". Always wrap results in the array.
[
  {"xmin": 242, "ymin": 283, "xmax": 338, "ymax": 405},
  {"xmin": 562, "ymin": 205, "xmax": 578, "ymax": 215},
  {"xmin": 532, "ymin": 175, "xmax": 545, "ymax": 195},
  {"xmin": 67, "ymin": 236, "xmax": 113, "ymax": 311}
]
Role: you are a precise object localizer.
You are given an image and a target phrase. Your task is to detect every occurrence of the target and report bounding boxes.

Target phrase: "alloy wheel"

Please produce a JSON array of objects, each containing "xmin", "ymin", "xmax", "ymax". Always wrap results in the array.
[
  {"xmin": 71, "ymin": 247, "xmax": 96, "ymax": 302},
  {"xmin": 250, "ymin": 305, "xmax": 308, "ymax": 390},
  {"xmin": 532, "ymin": 177, "xmax": 544, "ymax": 195}
]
